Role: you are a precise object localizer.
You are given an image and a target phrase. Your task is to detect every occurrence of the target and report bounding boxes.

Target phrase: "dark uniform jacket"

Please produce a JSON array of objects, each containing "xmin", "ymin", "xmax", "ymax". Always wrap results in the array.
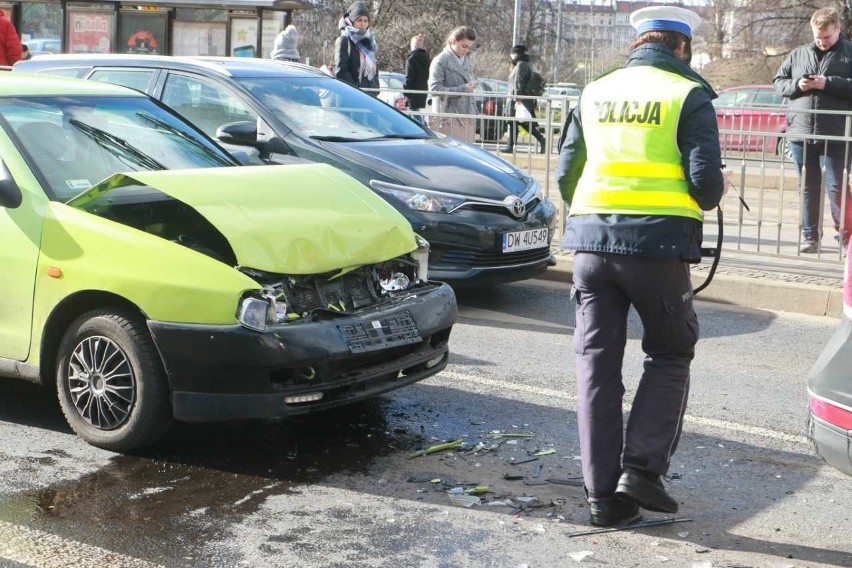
[
  {"xmin": 404, "ymin": 48, "xmax": 430, "ymax": 109},
  {"xmin": 335, "ymin": 35, "xmax": 380, "ymax": 92},
  {"xmin": 773, "ymin": 37, "xmax": 852, "ymax": 139},
  {"xmin": 556, "ymin": 43, "xmax": 724, "ymax": 262}
]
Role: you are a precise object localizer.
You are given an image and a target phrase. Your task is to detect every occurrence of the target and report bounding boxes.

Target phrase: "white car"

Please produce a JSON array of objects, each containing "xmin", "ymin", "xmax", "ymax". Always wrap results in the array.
[{"xmin": 379, "ymin": 71, "xmax": 408, "ymax": 111}]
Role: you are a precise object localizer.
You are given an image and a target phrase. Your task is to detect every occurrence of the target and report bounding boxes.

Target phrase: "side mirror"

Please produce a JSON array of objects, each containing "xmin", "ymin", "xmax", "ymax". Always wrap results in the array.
[
  {"xmin": 216, "ymin": 121, "xmax": 260, "ymax": 147},
  {"xmin": 0, "ymin": 160, "xmax": 21, "ymax": 209}
]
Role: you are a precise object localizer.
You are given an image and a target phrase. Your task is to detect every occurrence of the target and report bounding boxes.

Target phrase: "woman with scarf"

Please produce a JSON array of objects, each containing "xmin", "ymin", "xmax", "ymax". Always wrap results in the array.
[{"xmin": 335, "ymin": 1, "xmax": 379, "ymax": 95}]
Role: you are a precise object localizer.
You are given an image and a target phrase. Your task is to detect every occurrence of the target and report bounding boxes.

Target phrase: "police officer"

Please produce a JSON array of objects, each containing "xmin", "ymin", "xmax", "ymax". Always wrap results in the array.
[{"xmin": 556, "ymin": 6, "xmax": 729, "ymax": 527}]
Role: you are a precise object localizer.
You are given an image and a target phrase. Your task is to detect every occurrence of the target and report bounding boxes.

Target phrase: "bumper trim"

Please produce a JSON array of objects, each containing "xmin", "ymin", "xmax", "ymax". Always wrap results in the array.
[{"xmin": 173, "ymin": 346, "xmax": 448, "ymax": 421}]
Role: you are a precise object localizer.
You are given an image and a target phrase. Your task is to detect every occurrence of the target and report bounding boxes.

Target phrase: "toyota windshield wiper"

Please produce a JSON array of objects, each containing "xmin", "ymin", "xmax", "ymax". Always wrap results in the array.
[
  {"xmin": 135, "ymin": 113, "xmax": 234, "ymax": 166},
  {"xmin": 69, "ymin": 118, "xmax": 165, "ymax": 171},
  {"xmin": 365, "ymin": 134, "xmax": 429, "ymax": 141},
  {"xmin": 309, "ymin": 135, "xmax": 371, "ymax": 142}
]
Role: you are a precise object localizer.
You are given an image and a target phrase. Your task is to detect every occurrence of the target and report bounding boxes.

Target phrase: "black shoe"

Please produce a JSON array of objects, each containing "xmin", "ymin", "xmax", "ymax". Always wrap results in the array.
[
  {"xmin": 799, "ymin": 239, "xmax": 819, "ymax": 254},
  {"xmin": 499, "ymin": 146, "xmax": 513, "ymax": 153},
  {"xmin": 586, "ymin": 492, "xmax": 640, "ymax": 527},
  {"xmin": 615, "ymin": 467, "xmax": 679, "ymax": 513}
]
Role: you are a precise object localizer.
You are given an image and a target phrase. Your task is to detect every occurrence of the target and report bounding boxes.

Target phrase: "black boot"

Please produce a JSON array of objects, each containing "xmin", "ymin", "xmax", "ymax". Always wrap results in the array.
[
  {"xmin": 615, "ymin": 467, "xmax": 679, "ymax": 513},
  {"xmin": 585, "ymin": 488, "xmax": 640, "ymax": 527},
  {"xmin": 534, "ymin": 133, "xmax": 546, "ymax": 154}
]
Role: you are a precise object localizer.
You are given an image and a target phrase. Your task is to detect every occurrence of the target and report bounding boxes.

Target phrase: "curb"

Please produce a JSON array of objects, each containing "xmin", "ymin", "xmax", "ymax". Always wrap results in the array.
[{"xmin": 535, "ymin": 255, "xmax": 843, "ymax": 318}]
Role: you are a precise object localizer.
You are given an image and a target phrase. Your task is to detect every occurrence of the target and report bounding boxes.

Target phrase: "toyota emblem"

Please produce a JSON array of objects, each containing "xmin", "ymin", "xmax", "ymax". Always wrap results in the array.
[{"xmin": 510, "ymin": 198, "xmax": 526, "ymax": 218}]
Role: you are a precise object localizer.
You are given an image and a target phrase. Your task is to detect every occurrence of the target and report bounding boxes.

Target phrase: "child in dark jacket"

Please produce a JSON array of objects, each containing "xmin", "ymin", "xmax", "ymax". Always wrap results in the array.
[{"xmin": 334, "ymin": 1, "xmax": 379, "ymax": 94}]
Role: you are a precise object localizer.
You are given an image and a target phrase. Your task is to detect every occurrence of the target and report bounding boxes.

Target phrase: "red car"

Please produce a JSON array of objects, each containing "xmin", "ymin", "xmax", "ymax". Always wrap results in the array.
[{"xmin": 714, "ymin": 85, "xmax": 789, "ymax": 156}]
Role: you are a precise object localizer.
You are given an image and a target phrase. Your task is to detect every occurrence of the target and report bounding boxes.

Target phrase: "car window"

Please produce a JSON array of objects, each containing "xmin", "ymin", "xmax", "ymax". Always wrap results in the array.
[
  {"xmin": 162, "ymin": 74, "xmax": 258, "ymax": 138},
  {"xmin": 89, "ymin": 69, "xmax": 155, "ymax": 93},
  {"xmin": 32, "ymin": 66, "xmax": 90, "ymax": 79},
  {"xmin": 714, "ymin": 90, "xmax": 751, "ymax": 107},
  {"xmin": 0, "ymin": 95, "xmax": 234, "ymax": 202},
  {"xmin": 752, "ymin": 90, "xmax": 783, "ymax": 107},
  {"xmin": 237, "ymin": 76, "xmax": 429, "ymax": 140}
]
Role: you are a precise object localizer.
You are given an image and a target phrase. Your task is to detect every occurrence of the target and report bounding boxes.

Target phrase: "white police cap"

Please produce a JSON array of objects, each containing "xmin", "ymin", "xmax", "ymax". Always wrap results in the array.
[{"xmin": 629, "ymin": 6, "xmax": 702, "ymax": 39}]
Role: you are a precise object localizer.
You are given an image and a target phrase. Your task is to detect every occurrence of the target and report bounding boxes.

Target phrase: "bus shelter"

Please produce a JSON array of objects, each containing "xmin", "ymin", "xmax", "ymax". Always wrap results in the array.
[{"xmin": 8, "ymin": 0, "xmax": 309, "ymax": 58}]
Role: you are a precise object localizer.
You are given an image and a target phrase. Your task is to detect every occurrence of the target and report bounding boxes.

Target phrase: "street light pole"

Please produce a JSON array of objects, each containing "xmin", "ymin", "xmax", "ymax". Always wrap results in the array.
[{"xmin": 513, "ymin": 0, "xmax": 522, "ymax": 46}]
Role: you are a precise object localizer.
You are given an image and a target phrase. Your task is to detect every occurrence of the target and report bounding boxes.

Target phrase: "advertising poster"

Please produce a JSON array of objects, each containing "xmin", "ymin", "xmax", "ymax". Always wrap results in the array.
[
  {"xmin": 173, "ymin": 21, "xmax": 225, "ymax": 56},
  {"xmin": 119, "ymin": 12, "xmax": 166, "ymax": 55},
  {"xmin": 68, "ymin": 11, "xmax": 113, "ymax": 54},
  {"xmin": 229, "ymin": 14, "xmax": 282, "ymax": 58},
  {"xmin": 229, "ymin": 18, "xmax": 256, "ymax": 57}
]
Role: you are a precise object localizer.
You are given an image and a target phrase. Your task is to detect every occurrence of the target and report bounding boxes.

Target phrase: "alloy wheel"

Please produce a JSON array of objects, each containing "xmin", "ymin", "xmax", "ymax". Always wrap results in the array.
[{"xmin": 66, "ymin": 335, "xmax": 136, "ymax": 430}]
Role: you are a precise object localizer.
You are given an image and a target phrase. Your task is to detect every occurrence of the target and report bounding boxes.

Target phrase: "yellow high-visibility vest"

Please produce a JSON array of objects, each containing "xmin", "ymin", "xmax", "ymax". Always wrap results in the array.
[{"xmin": 569, "ymin": 66, "xmax": 703, "ymax": 221}]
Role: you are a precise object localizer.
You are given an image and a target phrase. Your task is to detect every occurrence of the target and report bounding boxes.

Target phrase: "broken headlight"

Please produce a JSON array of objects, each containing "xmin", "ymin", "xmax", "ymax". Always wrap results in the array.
[
  {"xmin": 237, "ymin": 289, "xmax": 288, "ymax": 332},
  {"xmin": 411, "ymin": 234, "xmax": 429, "ymax": 283}
]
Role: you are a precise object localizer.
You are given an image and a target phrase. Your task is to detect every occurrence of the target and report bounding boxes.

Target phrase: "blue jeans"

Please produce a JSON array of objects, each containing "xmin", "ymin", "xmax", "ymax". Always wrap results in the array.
[{"xmin": 790, "ymin": 141, "xmax": 852, "ymax": 242}]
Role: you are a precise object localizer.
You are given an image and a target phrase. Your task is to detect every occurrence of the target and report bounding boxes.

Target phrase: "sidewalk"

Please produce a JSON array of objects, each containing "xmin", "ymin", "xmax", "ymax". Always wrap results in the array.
[{"xmin": 536, "ymin": 249, "xmax": 844, "ymax": 318}]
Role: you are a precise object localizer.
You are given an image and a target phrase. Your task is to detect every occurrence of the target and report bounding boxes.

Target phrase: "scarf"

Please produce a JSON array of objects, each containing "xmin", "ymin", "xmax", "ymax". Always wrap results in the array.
[{"xmin": 341, "ymin": 24, "xmax": 377, "ymax": 83}]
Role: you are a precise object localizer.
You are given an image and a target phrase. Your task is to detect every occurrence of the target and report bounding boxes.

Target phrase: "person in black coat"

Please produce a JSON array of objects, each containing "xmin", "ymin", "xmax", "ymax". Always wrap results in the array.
[
  {"xmin": 501, "ymin": 44, "xmax": 546, "ymax": 154},
  {"xmin": 404, "ymin": 34, "xmax": 430, "ymax": 122},
  {"xmin": 335, "ymin": 1, "xmax": 379, "ymax": 95}
]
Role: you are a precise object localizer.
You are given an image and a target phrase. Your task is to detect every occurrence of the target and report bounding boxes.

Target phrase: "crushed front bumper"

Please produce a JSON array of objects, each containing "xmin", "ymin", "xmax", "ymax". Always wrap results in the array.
[{"xmin": 148, "ymin": 282, "xmax": 456, "ymax": 421}]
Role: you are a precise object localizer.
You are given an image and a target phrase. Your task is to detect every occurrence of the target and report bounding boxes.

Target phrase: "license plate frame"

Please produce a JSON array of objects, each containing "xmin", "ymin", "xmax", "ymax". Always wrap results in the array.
[
  {"xmin": 502, "ymin": 228, "xmax": 549, "ymax": 253},
  {"xmin": 338, "ymin": 311, "xmax": 422, "ymax": 354}
]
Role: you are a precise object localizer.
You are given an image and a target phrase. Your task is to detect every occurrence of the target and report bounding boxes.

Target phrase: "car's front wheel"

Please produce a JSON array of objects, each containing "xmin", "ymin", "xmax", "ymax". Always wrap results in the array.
[{"xmin": 56, "ymin": 309, "xmax": 173, "ymax": 451}]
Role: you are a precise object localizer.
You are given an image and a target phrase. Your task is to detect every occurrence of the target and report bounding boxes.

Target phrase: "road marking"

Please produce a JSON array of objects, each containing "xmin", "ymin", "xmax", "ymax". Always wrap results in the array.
[
  {"xmin": 0, "ymin": 520, "xmax": 162, "ymax": 568},
  {"xmin": 435, "ymin": 370, "xmax": 810, "ymax": 446}
]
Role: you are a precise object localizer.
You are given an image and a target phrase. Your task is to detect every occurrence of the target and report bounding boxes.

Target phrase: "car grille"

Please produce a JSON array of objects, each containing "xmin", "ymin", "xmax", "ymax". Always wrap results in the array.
[
  {"xmin": 435, "ymin": 247, "xmax": 551, "ymax": 269},
  {"xmin": 289, "ymin": 271, "xmax": 379, "ymax": 313}
]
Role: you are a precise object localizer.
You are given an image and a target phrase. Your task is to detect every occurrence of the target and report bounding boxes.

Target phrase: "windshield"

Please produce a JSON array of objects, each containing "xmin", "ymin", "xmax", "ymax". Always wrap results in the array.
[
  {"xmin": 0, "ymin": 95, "xmax": 235, "ymax": 201},
  {"xmin": 236, "ymin": 76, "xmax": 430, "ymax": 141}
]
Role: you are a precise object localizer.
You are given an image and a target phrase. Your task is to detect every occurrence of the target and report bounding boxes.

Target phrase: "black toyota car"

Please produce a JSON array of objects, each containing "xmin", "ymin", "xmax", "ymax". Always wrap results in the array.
[{"xmin": 15, "ymin": 56, "xmax": 557, "ymax": 286}]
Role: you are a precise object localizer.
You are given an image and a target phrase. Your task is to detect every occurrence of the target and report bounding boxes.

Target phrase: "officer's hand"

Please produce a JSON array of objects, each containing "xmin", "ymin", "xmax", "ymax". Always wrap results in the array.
[{"xmin": 722, "ymin": 167, "xmax": 735, "ymax": 196}]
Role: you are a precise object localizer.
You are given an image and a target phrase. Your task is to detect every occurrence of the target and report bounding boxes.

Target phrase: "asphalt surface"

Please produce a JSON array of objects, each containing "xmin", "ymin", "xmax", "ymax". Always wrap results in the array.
[{"xmin": 0, "ymin": 280, "xmax": 850, "ymax": 567}]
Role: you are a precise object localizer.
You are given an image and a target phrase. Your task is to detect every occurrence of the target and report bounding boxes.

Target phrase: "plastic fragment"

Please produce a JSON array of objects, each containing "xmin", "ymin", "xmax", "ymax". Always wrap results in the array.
[
  {"xmin": 533, "ymin": 449, "xmax": 556, "ymax": 457},
  {"xmin": 532, "ymin": 464, "xmax": 543, "ymax": 478},
  {"xmin": 678, "ymin": 531, "xmax": 690, "ymax": 538},
  {"xmin": 448, "ymin": 493, "xmax": 480, "ymax": 507},
  {"xmin": 504, "ymin": 473, "xmax": 524, "ymax": 481},
  {"xmin": 510, "ymin": 457, "xmax": 539, "ymax": 465},
  {"xmin": 546, "ymin": 477, "xmax": 584, "ymax": 486},
  {"xmin": 488, "ymin": 432, "xmax": 535, "ymax": 439},
  {"xmin": 567, "ymin": 551, "xmax": 593, "ymax": 562},
  {"xmin": 408, "ymin": 439, "xmax": 463, "ymax": 459}
]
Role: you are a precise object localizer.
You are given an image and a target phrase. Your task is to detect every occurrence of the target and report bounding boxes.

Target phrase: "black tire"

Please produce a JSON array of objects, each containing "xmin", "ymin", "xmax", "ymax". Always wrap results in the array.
[{"xmin": 56, "ymin": 308, "xmax": 173, "ymax": 451}]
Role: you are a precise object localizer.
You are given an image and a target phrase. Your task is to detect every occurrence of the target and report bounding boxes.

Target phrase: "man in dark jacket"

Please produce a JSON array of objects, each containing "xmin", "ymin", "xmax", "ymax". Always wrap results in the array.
[
  {"xmin": 774, "ymin": 6, "xmax": 852, "ymax": 254},
  {"xmin": 404, "ymin": 34, "xmax": 430, "ymax": 123},
  {"xmin": 557, "ymin": 5, "xmax": 727, "ymax": 528},
  {"xmin": 501, "ymin": 44, "xmax": 546, "ymax": 154}
]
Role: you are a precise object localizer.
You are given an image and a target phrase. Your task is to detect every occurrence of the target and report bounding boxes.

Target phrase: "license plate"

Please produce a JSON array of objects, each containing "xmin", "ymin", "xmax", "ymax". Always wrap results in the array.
[{"xmin": 502, "ymin": 228, "xmax": 549, "ymax": 253}]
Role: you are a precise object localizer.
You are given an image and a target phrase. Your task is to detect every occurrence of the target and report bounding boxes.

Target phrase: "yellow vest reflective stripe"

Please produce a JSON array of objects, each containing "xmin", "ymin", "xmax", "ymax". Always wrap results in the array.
[{"xmin": 569, "ymin": 66, "xmax": 702, "ymax": 221}]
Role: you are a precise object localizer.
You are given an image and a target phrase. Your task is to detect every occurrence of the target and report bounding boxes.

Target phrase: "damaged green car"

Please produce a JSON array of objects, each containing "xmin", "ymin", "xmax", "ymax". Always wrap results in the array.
[{"xmin": 0, "ymin": 75, "xmax": 456, "ymax": 451}]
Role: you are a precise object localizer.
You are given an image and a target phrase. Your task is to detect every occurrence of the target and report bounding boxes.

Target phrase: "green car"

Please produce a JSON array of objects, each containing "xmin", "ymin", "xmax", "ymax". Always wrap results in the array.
[{"xmin": 0, "ymin": 74, "xmax": 456, "ymax": 451}]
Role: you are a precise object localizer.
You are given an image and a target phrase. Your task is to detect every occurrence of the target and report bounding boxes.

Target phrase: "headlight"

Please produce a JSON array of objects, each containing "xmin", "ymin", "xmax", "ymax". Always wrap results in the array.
[
  {"xmin": 238, "ymin": 297, "xmax": 270, "ymax": 332},
  {"xmin": 371, "ymin": 180, "xmax": 467, "ymax": 213},
  {"xmin": 237, "ymin": 292, "xmax": 288, "ymax": 332}
]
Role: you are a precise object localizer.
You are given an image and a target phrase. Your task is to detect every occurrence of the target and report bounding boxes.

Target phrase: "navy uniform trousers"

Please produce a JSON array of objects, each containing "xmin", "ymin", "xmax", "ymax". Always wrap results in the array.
[{"xmin": 571, "ymin": 251, "xmax": 698, "ymax": 497}]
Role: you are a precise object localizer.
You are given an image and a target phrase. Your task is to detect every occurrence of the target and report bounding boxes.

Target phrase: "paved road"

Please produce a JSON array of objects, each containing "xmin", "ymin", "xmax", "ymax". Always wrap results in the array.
[{"xmin": 0, "ymin": 280, "xmax": 850, "ymax": 567}]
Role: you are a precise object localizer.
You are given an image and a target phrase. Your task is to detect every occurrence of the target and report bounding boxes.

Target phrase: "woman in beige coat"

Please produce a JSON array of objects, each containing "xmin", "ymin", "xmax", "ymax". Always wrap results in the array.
[{"xmin": 427, "ymin": 26, "xmax": 477, "ymax": 142}]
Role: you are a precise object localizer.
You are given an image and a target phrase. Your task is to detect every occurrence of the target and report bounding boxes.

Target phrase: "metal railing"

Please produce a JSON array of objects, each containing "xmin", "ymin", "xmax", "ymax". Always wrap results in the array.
[{"xmin": 376, "ymin": 85, "xmax": 852, "ymax": 265}]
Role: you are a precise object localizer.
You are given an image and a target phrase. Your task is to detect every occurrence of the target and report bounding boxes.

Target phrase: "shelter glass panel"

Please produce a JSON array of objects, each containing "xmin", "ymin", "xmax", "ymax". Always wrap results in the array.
[{"xmin": 19, "ymin": 2, "xmax": 62, "ymax": 51}]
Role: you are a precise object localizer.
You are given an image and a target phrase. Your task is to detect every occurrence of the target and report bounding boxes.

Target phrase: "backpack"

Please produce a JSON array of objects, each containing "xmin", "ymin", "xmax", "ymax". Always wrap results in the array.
[{"xmin": 526, "ymin": 70, "xmax": 546, "ymax": 97}]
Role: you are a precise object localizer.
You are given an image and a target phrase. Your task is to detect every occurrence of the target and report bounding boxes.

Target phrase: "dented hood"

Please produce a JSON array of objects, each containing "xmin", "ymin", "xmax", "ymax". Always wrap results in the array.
[{"xmin": 66, "ymin": 164, "xmax": 417, "ymax": 274}]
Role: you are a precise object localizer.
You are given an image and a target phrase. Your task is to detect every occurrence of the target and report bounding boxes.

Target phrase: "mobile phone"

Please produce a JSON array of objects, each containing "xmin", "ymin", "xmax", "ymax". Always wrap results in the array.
[{"xmin": 803, "ymin": 74, "xmax": 816, "ymax": 80}]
